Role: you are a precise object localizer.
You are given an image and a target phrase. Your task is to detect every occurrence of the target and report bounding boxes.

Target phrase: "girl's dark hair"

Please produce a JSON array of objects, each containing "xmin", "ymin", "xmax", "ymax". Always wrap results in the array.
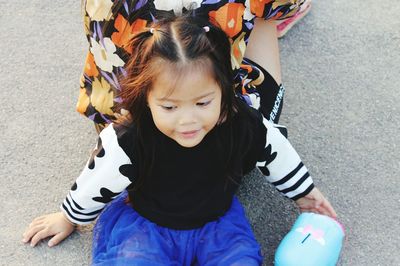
[
  {"xmin": 116, "ymin": 14, "xmax": 255, "ymax": 189},
  {"xmin": 118, "ymin": 15, "xmax": 235, "ymax": 125}
]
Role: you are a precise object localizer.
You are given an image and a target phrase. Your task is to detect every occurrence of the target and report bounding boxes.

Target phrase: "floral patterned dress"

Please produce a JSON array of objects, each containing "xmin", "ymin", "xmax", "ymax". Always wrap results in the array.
[{"xmin": 77, "ymin": 0, "xmax": 305, "ymax": 126}]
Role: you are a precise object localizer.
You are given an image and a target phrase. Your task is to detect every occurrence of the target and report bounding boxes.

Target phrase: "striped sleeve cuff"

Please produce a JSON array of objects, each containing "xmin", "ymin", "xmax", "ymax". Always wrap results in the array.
[
  {"xmin": 269, "ymin": 162, "xmax": 315, "ymax": 200},
  {"xmin": 60, "ymin": 192, "xmax": 103, "ymax": 225},
  {"xmin": 257, "ymin": 118, "xmax": 315, "ymax": 200}
]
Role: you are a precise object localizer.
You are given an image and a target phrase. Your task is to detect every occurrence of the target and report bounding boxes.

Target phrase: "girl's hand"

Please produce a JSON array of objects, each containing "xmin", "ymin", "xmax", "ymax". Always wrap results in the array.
[
  {"xmin": 22, "ymin": 212, "xmax": 76, "ymax": 247},
  {"xmin": 295, "ymin": 187, "xmax": 337, "ymax": 219}
]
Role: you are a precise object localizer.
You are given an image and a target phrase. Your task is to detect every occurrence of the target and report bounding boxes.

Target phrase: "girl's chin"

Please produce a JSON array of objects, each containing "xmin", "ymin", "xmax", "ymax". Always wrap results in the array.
[
  {"xmin": 175, "ymin": 132, "xmax": 205, "ymax": 148},
  {"xmin": 175, "ymin": 138, "xmax": 202, "ymax": 148}
]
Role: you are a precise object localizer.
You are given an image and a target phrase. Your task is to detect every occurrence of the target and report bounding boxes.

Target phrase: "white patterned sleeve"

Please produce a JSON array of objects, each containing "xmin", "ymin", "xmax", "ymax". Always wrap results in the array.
[
  {"xmin": 256, "ymin": 118, "xmax": 314, "ymax": 200},
  {"xmin": 60, "ymin": 124, "xmax": 134, "ymax": 225}
]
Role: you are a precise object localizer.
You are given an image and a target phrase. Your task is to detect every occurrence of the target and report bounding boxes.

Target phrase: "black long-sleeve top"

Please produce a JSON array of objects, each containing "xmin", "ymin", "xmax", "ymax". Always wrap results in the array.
[{"xmin": 62, "ymin": 104, "xmax": 314, "ymax": 229}]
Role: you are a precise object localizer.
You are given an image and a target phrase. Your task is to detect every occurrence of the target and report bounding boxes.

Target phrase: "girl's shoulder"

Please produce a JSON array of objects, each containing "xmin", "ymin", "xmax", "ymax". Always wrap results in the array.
[
  {"xmin": 100, "ymin": 122, "xmax": 137, "ymax": 159},
  {"xmin": 233, "ymin": 99, "xmax": 266, "ymax": 134},
  {"xmin": 112, "ymin": 121, "xmax": 135, "ymax": 137},
  {"xmin": 224, "ymin": 99, "xmax": 267, "ymax": 149},
  {"xmin": 222, "ymin": 99, "xmax": 268, "ymax": 174}
]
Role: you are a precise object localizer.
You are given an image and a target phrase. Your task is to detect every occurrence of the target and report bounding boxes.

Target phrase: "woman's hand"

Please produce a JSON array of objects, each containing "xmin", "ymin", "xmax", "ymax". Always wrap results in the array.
[
  {"xmin": 295, "ymin": 187, "xmax": 337, "ymax": 219},
  {"xmin": 22, "ymin": 212, "xmax": 76, "ymax": 247}
]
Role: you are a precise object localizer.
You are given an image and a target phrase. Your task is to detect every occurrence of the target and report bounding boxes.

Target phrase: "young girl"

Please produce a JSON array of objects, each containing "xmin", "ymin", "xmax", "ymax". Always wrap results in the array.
[{"xmin": 23, "ymin": 16, "xmax": 336, "ymax": 265}]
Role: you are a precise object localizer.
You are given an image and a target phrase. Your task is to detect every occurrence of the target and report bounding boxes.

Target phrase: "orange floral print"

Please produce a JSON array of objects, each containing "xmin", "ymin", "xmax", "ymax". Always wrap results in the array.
[
  {"xmin": 90, "ymin": 77, "xmax": 114, "ymax": 115},
  {"xmin": 111, "ymin": 14, "xmax": 147, "ymax": 54},
  {"xmin": 249, "ymin": 0, "xmax": 274, "ymax": 17},
  {"xmin": 77, "ymin": 88, "xmax": 90, "ymax": 114},
  {"xmin": 209, "ymin": 3, "xmax": 245, "ymax": 38},
  {"xmin": 84, "ymin": 52, "xmax": 99, "ymax": 77},
  {"xmin": 230, "ymin": 32, "xmax": 246, "ymax": 70},
  {"xmin": 79, "ymin": 1, "xmax": 303, "ymax": 125},
  {"xmin": 272, "ymin": 0, "xmax": 298, "ymax": 10},
  {"xmin": 250, "ymin": 0, "xmax": 300, "ymax": 19}
]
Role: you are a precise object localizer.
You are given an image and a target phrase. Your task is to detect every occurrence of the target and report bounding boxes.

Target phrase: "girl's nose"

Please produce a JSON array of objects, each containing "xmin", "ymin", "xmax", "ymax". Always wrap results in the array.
[{"xmin": 178, "ymin": 109, "xmax": 196, "ymax": 125}]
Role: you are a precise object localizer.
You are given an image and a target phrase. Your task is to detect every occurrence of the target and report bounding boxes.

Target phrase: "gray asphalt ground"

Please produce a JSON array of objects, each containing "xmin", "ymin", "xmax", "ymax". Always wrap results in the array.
[{"xmin": 0, "ymin": 0, "xmax": 399, "ymax": 265}]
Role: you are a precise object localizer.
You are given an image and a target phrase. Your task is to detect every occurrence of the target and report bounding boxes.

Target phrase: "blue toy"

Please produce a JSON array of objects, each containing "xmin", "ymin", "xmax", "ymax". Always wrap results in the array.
[{"xmin": 275, "ymin": 213, "xmax": 345, "ymax": 266}]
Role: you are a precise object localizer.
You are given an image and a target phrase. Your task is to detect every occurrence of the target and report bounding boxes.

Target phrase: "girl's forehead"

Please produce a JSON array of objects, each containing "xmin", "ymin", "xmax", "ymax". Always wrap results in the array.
[{"xmin": 150, "ymin": 60, "xmax": 219, "ymax": 99}]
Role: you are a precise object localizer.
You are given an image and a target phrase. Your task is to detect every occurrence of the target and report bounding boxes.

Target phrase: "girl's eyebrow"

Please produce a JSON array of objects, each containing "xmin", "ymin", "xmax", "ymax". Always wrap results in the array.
[{"xmin": 158, "ymin": 91, "xmax": 215, "ymax": 102}]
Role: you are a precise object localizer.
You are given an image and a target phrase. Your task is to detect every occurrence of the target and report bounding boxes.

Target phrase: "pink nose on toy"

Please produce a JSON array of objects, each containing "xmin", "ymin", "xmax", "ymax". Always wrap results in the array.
[{"xmin": 275, "ymin": 213, "xmax": 345, "ymax": 266}]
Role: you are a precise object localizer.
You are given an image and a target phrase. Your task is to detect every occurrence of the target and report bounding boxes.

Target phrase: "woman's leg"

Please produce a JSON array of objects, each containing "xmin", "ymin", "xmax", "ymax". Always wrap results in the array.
[
  {"xmin": 243, "ymin": 19, "xmax": 285, "ymax": 124},
  {"xmin": 245, "ymin": 19, "xmax": 282, "ymax": 86}
]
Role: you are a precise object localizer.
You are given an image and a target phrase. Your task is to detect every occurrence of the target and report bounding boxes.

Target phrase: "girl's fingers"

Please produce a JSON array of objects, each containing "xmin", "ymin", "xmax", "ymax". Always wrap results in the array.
[
  {"xmin": 299, "ymin": 207, "xmax": 319, "ymax": 214},
  {"xmin": 22, "ymin": 225, "xmax": 45, "ymax": 243},
  {"xmin": 310, "ymin": 189, "xmax": 337, "ymax": 219},
  {"xmin": 48, "ymin": 231, "xmax": 69, "ymax": 247},
  {"xmin": 30, "ymin": 229, "xmax": 52, "ymax": 247},
  {"xmin": 295, "ymin": 198, "xmax": 309, "ymax": 208},
  {"xmin": 29, "ymin": 216, "xmax": 46, "ymax": 227},
  {"xmin": 320, "ymin": 200, "xmax": 337, "ymax": 218},
  {"xmin": 303, "ymin": 203, "xmax": 337, "ymax": 218},
  {"xmin": 31, "ymin": 225, "xmax": 46, "ymax": 234},
  {"xmin": 32, "ymin": 216, "xmax": 46, "ymax": 223},
  {"xmin": 298, "ymin": 188, "xmax": 337, "ymax": 219},
  {"xmin": 23, "ymin": 218, "xmax": 46, "ymax": 240}
]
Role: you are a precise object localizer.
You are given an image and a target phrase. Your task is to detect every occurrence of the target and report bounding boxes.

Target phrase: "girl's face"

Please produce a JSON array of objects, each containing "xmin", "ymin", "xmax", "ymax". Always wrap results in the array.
[{"xmin": 147, "ymin": 66, "xmax": 222, "ymax": 148}]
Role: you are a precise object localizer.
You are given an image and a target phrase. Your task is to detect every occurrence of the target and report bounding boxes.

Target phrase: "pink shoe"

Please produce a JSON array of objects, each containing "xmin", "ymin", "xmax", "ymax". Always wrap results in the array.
[{"xmin": 276, "ymin": 0, "xmax": 312, "ymax": 38}]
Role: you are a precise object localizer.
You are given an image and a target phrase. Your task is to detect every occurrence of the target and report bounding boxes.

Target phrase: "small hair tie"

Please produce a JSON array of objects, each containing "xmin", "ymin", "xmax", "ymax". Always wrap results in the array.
[
  {"xmin": 203, "ymin": 26, "xmax": 210, "ymax": 32},
  {"xmin": 149, "ymin": 28, "xmax": 155, "ymax": 34}
]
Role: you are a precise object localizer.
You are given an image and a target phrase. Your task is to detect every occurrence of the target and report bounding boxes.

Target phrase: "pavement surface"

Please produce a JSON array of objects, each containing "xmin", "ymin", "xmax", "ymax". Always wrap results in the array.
[{"xmin": 0, "ymin": 0, "xmax": 399, "ymax": 265}]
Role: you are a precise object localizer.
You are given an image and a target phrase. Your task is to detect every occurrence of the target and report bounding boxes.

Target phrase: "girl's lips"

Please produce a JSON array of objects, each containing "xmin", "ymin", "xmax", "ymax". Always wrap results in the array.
[{"xmin": 180, "ymin": 130, "xmax": 200, "ymax": 138}]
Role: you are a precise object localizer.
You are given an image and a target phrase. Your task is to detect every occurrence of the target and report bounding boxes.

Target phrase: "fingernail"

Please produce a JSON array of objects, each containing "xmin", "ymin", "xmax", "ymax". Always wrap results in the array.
[{"xmin": 48, "ymin": 242, "xmax": 53, "ymax": 247}]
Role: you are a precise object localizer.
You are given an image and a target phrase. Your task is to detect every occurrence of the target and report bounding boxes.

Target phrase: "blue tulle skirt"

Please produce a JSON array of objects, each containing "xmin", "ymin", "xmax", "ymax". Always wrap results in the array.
[{"xmin": 92, "ymin": 191, "xmax": 262, "ymax": 265}]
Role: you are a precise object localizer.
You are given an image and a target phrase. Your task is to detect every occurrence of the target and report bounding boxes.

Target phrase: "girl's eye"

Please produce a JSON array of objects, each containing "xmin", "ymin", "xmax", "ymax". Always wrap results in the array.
[
  {"xmin": 161, "ymin": 105, "xmax": 176, "ymax": 111},
  {"xmin": 196, "ymin": 100, "xmax": 211, "ymax": 107}
]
